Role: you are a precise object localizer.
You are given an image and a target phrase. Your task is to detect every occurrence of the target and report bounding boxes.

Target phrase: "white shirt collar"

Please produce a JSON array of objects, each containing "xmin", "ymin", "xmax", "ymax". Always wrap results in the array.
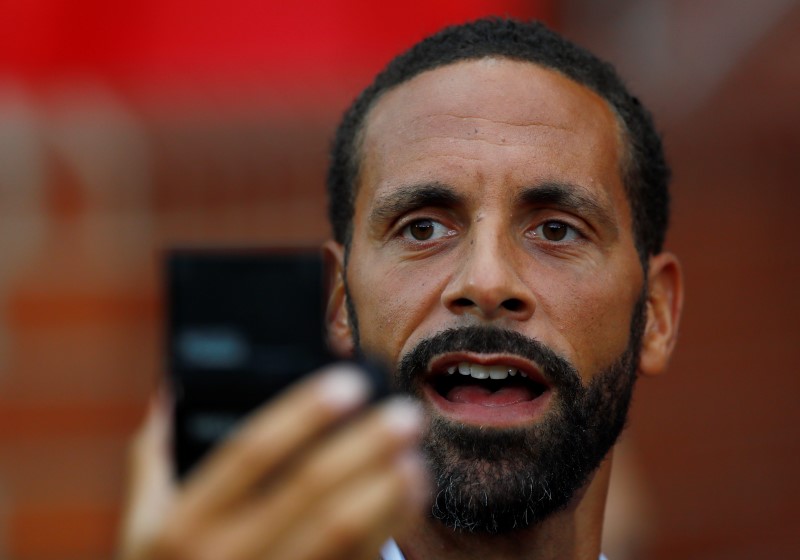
[
  {"xmin": 382, "ymin": 538, "xmax": 608, "ymax": 560},
  {"xmin": 380, "ymin": 538, "xmax": 405, "ymax": 560}
]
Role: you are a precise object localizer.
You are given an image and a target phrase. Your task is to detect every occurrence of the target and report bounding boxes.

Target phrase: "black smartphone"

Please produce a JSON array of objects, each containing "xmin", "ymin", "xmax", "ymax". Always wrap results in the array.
[{"xmin": 166, "ymin": 248, "xmax": 390, "ymax": 479}]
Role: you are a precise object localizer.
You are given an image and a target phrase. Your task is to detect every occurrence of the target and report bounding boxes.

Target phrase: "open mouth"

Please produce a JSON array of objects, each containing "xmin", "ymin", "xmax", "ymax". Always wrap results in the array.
[
  {"xmin": 422, "ymin": 355, "xmax": 552, "ymax": 426},
  {"xmin": 431, "ymin": 362, "xmax": 548, "ymax": 406}
]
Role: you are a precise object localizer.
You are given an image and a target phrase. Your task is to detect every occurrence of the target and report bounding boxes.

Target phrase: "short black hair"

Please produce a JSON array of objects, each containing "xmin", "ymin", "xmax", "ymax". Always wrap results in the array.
[{"xmin": 327, "ymin": 17, "xmax": 670, "ymax": 261}]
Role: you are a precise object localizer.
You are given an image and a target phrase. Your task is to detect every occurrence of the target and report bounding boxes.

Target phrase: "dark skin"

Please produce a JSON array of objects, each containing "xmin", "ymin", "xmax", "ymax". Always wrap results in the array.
[
  {"xmin": 119, "ymin": 58, "xmax": 682, "ymax": 560},
  {"xmin": 326, "ymin": 58, "xmax": 683, "ymax": 559},
  {"xmin": 118, "ymin": 370, "xmax": 430, "ymax": 560}
]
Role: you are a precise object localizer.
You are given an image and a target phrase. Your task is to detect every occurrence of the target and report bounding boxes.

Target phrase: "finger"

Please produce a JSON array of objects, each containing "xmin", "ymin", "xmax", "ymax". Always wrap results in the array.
[
  {"xmin": 273, "ymin": 450, "xmax": 430, "ymax": 560},
  {"xmin": 206, "ymin": 397, "xmax": 424, "ymax": 558},
  {"xmin": 118, "ymin": 389, "xmax": 177, "ymax": 560},
  {"xmin": 345, "ymin": 454, "xmax": 431, "ymax": 560},
  {"xmin": 176, "ymin": 364, "xmax": 371, "ymax": 523}
]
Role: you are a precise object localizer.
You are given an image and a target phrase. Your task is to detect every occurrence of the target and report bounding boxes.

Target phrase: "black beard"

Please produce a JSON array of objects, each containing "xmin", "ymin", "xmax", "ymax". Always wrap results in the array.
[
  {"xmin": 345, "ymin": 265, "xmax": 646, "ymax": 534},
  {"xmin": 390, "ymin": 297, "xmax": 646, "ymax": 534}
]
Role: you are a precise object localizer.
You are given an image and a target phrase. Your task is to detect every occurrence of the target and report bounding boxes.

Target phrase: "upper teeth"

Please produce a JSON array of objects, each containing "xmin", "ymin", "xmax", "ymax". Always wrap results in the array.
[{"xmin": 447, "ymin": 362, "xmax": 521, "ymax": 380}]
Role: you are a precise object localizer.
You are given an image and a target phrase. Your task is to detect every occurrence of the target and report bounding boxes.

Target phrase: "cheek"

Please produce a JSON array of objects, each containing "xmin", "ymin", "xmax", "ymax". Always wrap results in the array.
[
  {"xmin": 544, "ymin": 266, "xmax": 641, "ymax": 376},
  {"xmin": 347, "ymin": 254, "xmax": 446, "ymax": 363}
]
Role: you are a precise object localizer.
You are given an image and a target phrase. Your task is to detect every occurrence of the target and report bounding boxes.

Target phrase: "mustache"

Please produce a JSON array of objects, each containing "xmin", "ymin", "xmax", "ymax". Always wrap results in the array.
[{"xmin": 396, "ymin": 325, "xmax": 582, "ymax": 392}]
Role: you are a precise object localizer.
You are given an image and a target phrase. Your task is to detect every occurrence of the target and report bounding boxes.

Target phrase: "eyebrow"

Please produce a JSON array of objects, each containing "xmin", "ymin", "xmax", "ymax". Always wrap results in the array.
[
  {"xmin": 368, "ymin": 182, "xmax": 464, "ymax": 227},
  {"xmin": 515, "ymin": 182, "xmax": 618, "ymax": 235}
]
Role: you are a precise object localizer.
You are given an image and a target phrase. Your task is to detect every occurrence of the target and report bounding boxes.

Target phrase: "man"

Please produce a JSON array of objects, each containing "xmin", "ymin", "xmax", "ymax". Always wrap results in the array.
[{"xmin": 119, "ymin": 18, "xmax": 683, "ymax": 560}]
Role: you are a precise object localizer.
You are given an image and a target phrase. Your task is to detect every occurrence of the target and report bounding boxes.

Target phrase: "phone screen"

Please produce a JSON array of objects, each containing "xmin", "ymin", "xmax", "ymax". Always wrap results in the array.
[{"xmin": 167, "ymin": 249, "xmax": 333, "ymax": 479}]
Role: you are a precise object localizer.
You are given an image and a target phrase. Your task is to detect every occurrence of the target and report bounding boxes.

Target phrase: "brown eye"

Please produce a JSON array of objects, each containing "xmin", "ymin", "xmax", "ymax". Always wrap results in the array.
[
  {"xmin": 543, "ymin": 222, "xmax": 567, "ymax": 241},
  {"xmin": 534, "ymin": 221, "xmax": 577, "ymax": 242},
  {"xmin": 407, "ymin": 219, "xmax": 435, "ymax": 240},
  {"xmin": 408, "ymin": 220, "xmax": 433, "ymax": 241}
]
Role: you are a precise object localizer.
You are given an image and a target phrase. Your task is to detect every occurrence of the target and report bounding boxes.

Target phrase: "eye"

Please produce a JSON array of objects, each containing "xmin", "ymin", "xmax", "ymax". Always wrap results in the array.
[
  {"xmin": 401, "ymin": 218, "xmax": 452, "ymax": 241},
  {"xmin": 531, "ymin": 221, "xmax": 579, "ymax": 242}
]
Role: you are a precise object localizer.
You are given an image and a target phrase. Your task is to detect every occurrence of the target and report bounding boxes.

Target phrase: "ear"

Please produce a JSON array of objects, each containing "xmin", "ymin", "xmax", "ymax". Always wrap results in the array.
[
  {"xmin": 322, "ymin": 240, "xmax": 355, "ymax": 359},
  {"xmin": 638, "ymin": 252, "xmax": 684, "ymax": 377}
]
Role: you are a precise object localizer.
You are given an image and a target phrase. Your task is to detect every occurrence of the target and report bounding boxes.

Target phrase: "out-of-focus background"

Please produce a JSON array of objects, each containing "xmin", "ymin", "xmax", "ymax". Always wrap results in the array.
[{"xmin": 0, "ymin": 1, "xmax": 798, "ymax": 558}]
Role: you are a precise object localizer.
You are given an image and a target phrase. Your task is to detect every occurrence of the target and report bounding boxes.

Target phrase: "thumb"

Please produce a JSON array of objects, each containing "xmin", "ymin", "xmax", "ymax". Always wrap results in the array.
[{"xmin": 117, "ymin": 389, "xmax": 177, "ymax": 560}]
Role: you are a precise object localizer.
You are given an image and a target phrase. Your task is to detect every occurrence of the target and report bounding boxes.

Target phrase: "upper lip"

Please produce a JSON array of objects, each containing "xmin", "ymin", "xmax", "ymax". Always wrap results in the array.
[{"xmin": 426, "ymin": 352, "xmax": 551, "ymax": 388}]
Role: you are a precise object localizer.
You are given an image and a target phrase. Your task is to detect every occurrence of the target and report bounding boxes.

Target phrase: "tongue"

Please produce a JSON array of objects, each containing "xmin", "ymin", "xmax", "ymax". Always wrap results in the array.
[{"xmin": 446, "ymin": 384, "xmax": 536, "ymax": 407}]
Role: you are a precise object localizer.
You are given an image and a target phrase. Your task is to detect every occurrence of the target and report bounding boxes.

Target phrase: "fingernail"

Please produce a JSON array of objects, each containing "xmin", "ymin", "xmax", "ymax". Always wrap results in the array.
[
  {"xmin": 317, "ymin": 366, "xmax": 370, "ymax": 410},
  {"xmin": 381, "ymin": 397, "xmax": 424, "ymax": 437}
]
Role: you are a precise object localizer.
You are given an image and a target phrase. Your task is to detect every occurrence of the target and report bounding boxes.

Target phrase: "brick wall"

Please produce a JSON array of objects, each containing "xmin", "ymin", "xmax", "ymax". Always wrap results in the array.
[{"xmin": 0, "ymin": 7, "xmax": 798, "ymax": 558}]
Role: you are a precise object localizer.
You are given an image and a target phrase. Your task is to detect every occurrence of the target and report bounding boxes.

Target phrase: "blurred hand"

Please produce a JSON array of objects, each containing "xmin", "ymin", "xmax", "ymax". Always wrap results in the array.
[{"xmin": 117, "ymin": 365, "xmax": 429, "ymax": 560}]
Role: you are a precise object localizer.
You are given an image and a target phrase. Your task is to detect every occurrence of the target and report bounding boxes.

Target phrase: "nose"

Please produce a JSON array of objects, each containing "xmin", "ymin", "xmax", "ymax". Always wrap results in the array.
[{"xmin": 441, "ymin": 226, "xmax": 536, "ymax": 322}]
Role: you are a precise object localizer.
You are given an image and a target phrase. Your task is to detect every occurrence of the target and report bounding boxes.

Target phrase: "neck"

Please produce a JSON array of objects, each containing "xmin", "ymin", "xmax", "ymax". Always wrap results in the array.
[{"xmin": 397, "ymin": 456, "xmax": 612, "ymax": 560}]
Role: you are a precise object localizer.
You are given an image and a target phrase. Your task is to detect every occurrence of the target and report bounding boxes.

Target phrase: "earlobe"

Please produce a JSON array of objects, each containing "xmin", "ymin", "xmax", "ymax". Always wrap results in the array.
[
  {"xmin": 638, "ymin": 252, "xmax": 684, "ymax": 377},
  {"xmin": 322, "ymin": 240, "xmax": 355, "ymax": 358}
]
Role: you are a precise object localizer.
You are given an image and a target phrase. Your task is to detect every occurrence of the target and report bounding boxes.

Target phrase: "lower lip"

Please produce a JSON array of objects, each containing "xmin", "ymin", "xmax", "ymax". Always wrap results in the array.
[{"xmin": 422, "ymin": 382, "xmax": 553, "ymax": 427}]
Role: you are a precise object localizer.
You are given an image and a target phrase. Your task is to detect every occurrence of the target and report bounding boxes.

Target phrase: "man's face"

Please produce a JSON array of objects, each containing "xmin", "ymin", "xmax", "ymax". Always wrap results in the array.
[{"xmin": 335, "ymin": 58, "xmax": 647, "ymax": 531}]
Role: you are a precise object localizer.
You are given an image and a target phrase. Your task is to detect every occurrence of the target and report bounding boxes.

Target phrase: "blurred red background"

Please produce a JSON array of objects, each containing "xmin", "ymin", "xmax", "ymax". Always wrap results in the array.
[{"xmin": 0, "ymin": 1, "xmax": 797, "ymax": 559}]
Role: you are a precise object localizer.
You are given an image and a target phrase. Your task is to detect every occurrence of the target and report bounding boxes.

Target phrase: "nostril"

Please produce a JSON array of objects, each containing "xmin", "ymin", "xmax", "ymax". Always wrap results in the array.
[
  {"xmin": 452, "ymin": 297, "xmax": 474, "ymax": 309},
  {"xmin": 502, "ymin": 298, "xmax": 525, "ymax": 312}
]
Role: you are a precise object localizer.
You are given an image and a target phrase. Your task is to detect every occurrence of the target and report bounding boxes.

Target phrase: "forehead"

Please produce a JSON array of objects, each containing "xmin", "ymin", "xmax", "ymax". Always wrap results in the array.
[{"xmin": 357, "ymin": 57, "xmax": 627, "ymax": 211}]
